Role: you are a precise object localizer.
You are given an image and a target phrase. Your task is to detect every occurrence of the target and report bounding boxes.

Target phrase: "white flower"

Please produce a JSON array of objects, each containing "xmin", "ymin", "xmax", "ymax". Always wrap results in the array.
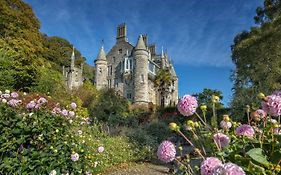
[
  {"xmin": 49, "ymin": 170, "xmax": 57, "ymax": 175},
  {"xmin": 94, "ymin": 161, "xmax": 98, "ymax": 167},
  {"xmin": 1, "ymin": 99, "xmax": 7, "ymax": 103},
  {"xmin": 5, "ymin": 90, "xmax": 10, "ymax": 94},
  {"xmin": 23, "ymin": 92, "xmax": 27, "ymax": 96},
  {"xmin": 69, "ymin": 119, "xmax": 73, "ymax": 124}
]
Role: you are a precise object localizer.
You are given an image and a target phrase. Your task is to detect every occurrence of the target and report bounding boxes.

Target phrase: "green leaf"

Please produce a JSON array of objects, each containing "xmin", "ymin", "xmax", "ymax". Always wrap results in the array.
[{"xmin": 246, "ymin": 148, "xmax": 269, "ymax": 166}]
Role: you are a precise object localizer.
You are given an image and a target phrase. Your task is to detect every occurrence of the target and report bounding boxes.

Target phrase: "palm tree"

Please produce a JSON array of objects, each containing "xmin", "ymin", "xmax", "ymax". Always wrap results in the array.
[{"xmin": 154, "ymin": 68, "xmax": 172, "ymax": 107}]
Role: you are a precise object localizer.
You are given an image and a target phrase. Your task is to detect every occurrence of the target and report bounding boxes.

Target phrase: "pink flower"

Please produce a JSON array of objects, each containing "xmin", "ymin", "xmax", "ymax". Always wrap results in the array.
[
  {"xmin": 71, "ymin": 152, "xmax": 79, "ymax": 162},
  {"xmin": 213, "ymin": 162, "xmax": 245, "ymax": 175},
  {"xmin": 1, "ymin": 93, "xmax": 10, "ymax": 99},
  {"xmin": 157, "ymin": 140, "xmax": 176, "ymax": 163},
  {"xmin": 256, "ymin": 109, "xmax": 267, "ymax": 119},
  {"xmin": 213, "ymin": 133, "xmax": 230, "ymax": 148},
  {"xmin": 177, "ymin": 95, "xmax": 198, "ymax": 116},
  {"xmin": 235, "ymin": 124, "xmax": 255, "ymax": 138},
  {"xmin": 61, "ymin": 109, "xmax": 68, "ymax": 116},
  {"xmin": 220, "ymin": 121, "xmax": 232, "ymax": 130},
  {"xmin": 11, "ymin": 92, "xmax": 19, "ymax": 98},
  {"xmin": 97, "ymin": 146, "xmax": 105, "ymax": 153},
  {"xmin": 70, "ymin": 102, "xmax": 77, "ymax": 109},
  {"xmin": 262, "ymin": 94, "xmax": 281, "ymax": 116},
  {"xmin": 38, "ymin": 97, "xmax": 47, "ymax": 104},
  {"xmin": 200, "ymin": 157, "xmax": 222, "ymax": 175},
  {"xmin": 8, "ymin": 99, "xmax": 21, "ymax": 107},
  {"xmin": 68, "ymin": 111, "xmax": 75, "ymax": 118},
  {"xmin": 26, "ymin": 100, "xmax": 36, "ymax": 109},
  {"xmin": 52, "ymin": 107, "xmax": 61, "ymax": 114}
]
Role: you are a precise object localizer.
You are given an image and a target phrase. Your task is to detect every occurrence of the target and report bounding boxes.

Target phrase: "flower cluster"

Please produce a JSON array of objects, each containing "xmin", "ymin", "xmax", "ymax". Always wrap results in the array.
[
  {"xmin": 26, "ymin": 97, "xmax": 48, "ymax": 109},
  {"xmin": 262, "ymin": 94, "xmax": 281, "ymax": 116},
  {"xmin": 0, "ymin": 91, "xmax": 22, "ymax": 107},
  {"xmin": 157, "ymin": 140, "xmax": 176, "ymax": 163},
  {"xmin": 235, "ymin": 124, "xmax": 255, "ymax": 138},
  {"xmin": 177, "ymin": 95, "xmax": 198, "ymax": 116},
  {"xmin": 213, "ymin": 133, "xmax": 230, "ymax": 148}
]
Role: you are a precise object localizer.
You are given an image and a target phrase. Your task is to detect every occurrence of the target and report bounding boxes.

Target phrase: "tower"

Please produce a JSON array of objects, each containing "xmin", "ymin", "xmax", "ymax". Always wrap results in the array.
[
  {"xmin": 94, "ymin": 46, "xmax": 108, "ymax": 90},
  {"xmin": 133, "ymin": 35, "xmax": 149, "ymax": 106},
  {"xmin": 67, "ymin": 47, "xmax": 75, "ymax": 90}
]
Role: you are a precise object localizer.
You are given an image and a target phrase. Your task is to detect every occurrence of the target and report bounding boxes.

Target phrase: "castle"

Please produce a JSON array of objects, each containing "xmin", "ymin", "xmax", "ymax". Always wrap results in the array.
[
  {"xmin": 63, "ymin": 47, "xmax": 83, "ymax": 90},
  {"xmin": 94, "ymin": 24, "xmax": 178, "ymax": 107}
]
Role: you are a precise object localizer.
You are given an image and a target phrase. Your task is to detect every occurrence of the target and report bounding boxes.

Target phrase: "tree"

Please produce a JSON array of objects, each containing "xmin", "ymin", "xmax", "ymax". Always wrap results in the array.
[
  {"xmin": 154, "ymin": 69, "xmax": 172, "ymax": 107},
  {"xmin": 193, "ymin": 88, "xmax": 224, "ymax": 109},
  {"xmin": 231, "ymin": 0, "xmax": 281, "ymax": 118}
]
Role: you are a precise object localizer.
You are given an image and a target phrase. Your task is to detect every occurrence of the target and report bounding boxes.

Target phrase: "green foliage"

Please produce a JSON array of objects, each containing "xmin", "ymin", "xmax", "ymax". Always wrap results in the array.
[
  {"xmin": 193, "ymin": 88, "xmax": 224, "ymax": 109},
  {"xmin": 91, "ymin": 89, "xmax": 130, "ymax": 125},
  {"xmin": 231, "ymin": 0, "xmax": 281, "ymax": 118},
  {"xmin": 0, "ymin": 49, "xmax": 17, "ymax": 90}
]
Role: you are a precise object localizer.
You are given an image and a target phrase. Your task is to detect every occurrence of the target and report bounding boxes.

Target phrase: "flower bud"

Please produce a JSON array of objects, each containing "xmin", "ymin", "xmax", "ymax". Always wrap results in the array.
[
  {"xmin": 194, "ymin": 122, "xmax": 200, "ymax": 128},
  {"xmin": 273, "ymin": 123, "xmax": 279, "ymax": 128},
  {"xmin": 200, "ymin": 105, "xmax": 207, "ymax": 111},
  {"xmin": 169, "ymin": 122, "xmax": 178, "ymax": 131},
  {"xmin": 187, "ymin": 120, "xmax": 194, "ymax": 127},
  {"xmin": 223, "ymin": 115, "xmax": 230, "ymax": 122},
  {"xmin": 257, "ymin": 93, "xmax": 265, "ymax": 99},
  {"xmin": 211, "ymin": 95, "xmax": 220, "ymax": 103}
]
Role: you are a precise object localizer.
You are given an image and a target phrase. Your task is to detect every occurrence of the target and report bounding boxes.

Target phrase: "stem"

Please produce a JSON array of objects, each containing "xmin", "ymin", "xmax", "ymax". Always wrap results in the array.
[
  {"xmin": 211, "ymin": 103, "xmax": 217, "ymax": 128},
  {"xmin": 195, "ymin": 112, "xmax": 208, "ymax": 127},
  {"xmin": 203, "ymin": 111, "xmax": 207, "ymax": 123},
  {"xmin": 178, "ymin": 130, "xmax": 194, "ymax": 147}
]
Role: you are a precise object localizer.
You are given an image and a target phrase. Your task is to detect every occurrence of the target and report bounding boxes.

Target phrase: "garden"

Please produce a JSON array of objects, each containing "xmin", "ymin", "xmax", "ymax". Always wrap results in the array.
[{"xmin": 0, "ymin": 0, "xmax": 281, "ymax": 174}]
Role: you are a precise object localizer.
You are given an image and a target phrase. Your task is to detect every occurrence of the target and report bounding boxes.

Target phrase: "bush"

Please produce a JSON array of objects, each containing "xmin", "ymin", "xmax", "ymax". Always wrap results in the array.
[{"xmin": 0, "ymin": 90, "xmax": 143, "ymax": 174}]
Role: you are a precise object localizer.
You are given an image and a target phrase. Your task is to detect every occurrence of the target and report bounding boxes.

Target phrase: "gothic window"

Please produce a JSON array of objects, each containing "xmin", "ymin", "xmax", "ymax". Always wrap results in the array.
[{"xmin": 129, "ymin": 59, "xmax": 133, "ymax": 69}]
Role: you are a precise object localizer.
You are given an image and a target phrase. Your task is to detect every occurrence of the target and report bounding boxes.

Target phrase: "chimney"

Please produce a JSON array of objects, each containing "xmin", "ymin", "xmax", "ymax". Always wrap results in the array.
[
  {"xmin": 149, "ymin": 44, "xmax": 156, "ymax": 56},
  {"xmin": 116, "ymin": 23, "xmax": 127, "ymax": 42}
]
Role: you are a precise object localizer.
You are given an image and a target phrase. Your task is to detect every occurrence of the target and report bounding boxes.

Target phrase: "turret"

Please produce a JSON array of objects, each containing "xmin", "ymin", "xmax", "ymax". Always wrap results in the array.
[
  {"xmin": 133, "ymin": 35, "xmax": 149, "ymax": 107},
  {"xmin": 94, "ymin": 46, "xmax": 108, "ymax": 90}
]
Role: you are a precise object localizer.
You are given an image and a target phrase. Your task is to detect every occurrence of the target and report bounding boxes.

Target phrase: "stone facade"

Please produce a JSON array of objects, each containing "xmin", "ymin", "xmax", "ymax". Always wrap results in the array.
[
  {"xmin": 94, "ymin": 23, "xmax": 178, "ymax": 107},
  {"xmin": 63, "ymin": 48, "xmax": 83, "ymax": 90}
]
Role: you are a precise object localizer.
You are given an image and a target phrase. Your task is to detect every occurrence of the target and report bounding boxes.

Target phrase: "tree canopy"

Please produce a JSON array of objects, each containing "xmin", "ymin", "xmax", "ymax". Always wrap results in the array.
[{"xmin": 231, "ymin": 0, "xmax": 281, "ymax": 117}]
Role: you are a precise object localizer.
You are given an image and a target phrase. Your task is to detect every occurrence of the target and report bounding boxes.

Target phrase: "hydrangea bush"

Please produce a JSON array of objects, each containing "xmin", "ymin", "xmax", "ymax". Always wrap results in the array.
[
  {"xmin": 157, "ymin": 90, "xmax": 281, "ymax": 175},
  {"xmin": 0, "ymin": 90, "xmax": 138, "ymax": 174}
]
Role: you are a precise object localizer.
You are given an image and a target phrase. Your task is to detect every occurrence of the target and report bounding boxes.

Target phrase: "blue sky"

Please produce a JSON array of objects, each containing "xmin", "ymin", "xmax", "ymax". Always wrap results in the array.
[{"xmin": 24, "ymin": 0, "xmax": 263, "ymax": 106}]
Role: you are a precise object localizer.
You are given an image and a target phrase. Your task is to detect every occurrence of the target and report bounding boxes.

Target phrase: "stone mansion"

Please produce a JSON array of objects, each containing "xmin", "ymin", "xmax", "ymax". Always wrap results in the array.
[{"xmin": 94, "ymin": 24, "xmax": 178, "ymax": 107}]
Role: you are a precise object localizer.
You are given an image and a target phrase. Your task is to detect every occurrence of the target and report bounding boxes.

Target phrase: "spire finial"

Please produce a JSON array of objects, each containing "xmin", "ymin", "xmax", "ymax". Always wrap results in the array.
[{"xmin": 161, "ymin": 46, "xmax": 164, "ymax": 58}]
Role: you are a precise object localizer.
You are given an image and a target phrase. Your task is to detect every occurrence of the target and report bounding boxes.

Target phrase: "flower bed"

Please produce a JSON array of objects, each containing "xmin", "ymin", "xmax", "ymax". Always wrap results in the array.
[{"xmin": 157, "ymin": 91, "xmax": 281, "ymax": 175}]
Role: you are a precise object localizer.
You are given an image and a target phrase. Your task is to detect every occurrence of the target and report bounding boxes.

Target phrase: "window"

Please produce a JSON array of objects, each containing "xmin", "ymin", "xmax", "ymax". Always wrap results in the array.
[
  {"xmin": 118, "ymin": 49, "xmax": 122, "ymax": 54},
  {"xmin": 129, "ymin": 59, "xmax": 133, "ymax": 69},
  {"xmin": 99, "ymin": 68, "xmax": 102, "ymax": 74},
  {"xmin": 108, "ymin": 66, "xmax": 112, "ymax": 76},
  {"xmin": 113, "ymin": 57, "xmax": 116, "ymax": 63},
  {"xmin": 141, "ymin": 74, "xmax": 144, "ymax": 83}
]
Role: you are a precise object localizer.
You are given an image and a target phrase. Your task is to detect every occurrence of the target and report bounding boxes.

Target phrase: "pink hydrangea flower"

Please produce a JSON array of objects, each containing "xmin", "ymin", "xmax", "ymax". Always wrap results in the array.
[
  {"xmin": 200, "ymin": 157, "xmax": 222, "ymax": 175},
  {"xmin": 70, "ymin": 102, "xmax": 77, "ymax": 109},
  {"xmin": 71, "ymin": 152, "xmax": 79, "ymax": 162},
  {"xmin": 220, "ymin": 121, "xmax": 232, "ymax": 130},
  {"xmin": 68, "ymin": 111, "xmax": 75, "ymax": 118},
  {"xmin": 11, "ymin": 92, "xmax": 19, "ymax": 98},
  {"xmin": 213, "ymin": 162, "xmax": 245, "ymax": 175},
  {"xmin": 157, "ymin": 140, "xmax": 176, "ymax": 163},
  {"xmin": 61, "ymin": 109, "xmax": 68, "ymax": 117},
  {"xmin": 98, "ymin": 146, "xmax": 105, "ymax": 153},
  {"xmin": 213, "ymin": 133, "xmax": 230, "ymax": 148},
  {"xmin": 26, "ymin": 100, "xmax": 36, "ymax": 109},
  {"xmin": 262, "ymin": 94, "xmax": 281, "ymax": 117},
  {"xmin": 52, "ymin": 107, "xmax": 61, "ymax": 114},
  {"xmin": 1, "ymin": 93, "xmax": 10, "ymax": 99},
  {"xmin": 38, "ymin": 97, "xmax": 47, "ymax": 104},
  {"xmin": 8, "ymin": 99, "xmax": 21, "ymax": 107},
  {"xmin": 177, "ymin": 95, "xmax": 198, "ymax": 116},
  {"xmin": 235, "ymin": 124, "xmax": 255, "ymax": 138}
]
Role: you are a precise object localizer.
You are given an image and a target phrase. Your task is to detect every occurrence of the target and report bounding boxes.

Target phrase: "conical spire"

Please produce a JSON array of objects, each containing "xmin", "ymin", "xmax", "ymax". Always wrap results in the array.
[
  {"xmin": 161, "ymin": 46, "xmax": 165, "ymax": 58},
  {"xmin": 96, "ymin": 46, "xmax": 107, "ymax": 61},
  {"xmin": 135, "ymin": 35, "xmax": 146, "ymax": 50},
  {"xmin": 71, "ymin": 46, "xmax": 75, "ymax": 69}
]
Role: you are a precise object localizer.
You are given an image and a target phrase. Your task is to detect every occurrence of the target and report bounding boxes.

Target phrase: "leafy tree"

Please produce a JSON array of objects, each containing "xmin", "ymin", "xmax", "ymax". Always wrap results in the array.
[
  {"xmin": 254, "ymin": 0, "xmax": 281, "ymax": 24},
  {"xmin": 154, "ymin": 68, "xmax": 172, "ymax": 107},
  {"xmin": 193, "ymin": 88, "xmax": 224, "ymax": 109},
  {"xmin": 231, "ymin": 0, "xmax": 281, "ymax": 118}
]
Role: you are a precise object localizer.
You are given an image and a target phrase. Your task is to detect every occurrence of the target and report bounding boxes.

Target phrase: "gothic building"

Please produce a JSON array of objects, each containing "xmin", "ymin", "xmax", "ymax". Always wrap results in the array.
[
  {"xmin": 63, "ymin": 48, "xmax": 83, "ymax": 90},
  {"xmin": 94, "ymin": 23, "xmax": 178, "ymax": 107}
]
